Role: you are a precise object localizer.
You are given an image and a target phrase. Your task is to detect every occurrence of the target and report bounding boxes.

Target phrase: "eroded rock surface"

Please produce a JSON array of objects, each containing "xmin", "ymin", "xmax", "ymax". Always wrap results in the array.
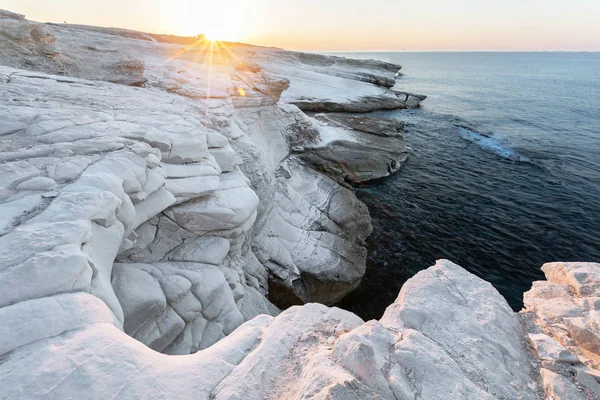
[
  {"xmin": 254, "ymin": 49, "xmax": 426, "ymax": 112},
  {"xmin": 1, "ymin": 260, "xmax": 542, "ymax": 399},
  {"xmin": 0, "ymin": 9, "xmax": 406, "ymax": 356},
  {"xmin": 3, "ymin": 9, "xmax": 592, "ymax": 400},
  {"xmin": 299, "ymin": 114, "xmax": 409, "ymax": 184},
  {"xmin": 522, "ymin": 262, "xmax": 600, "ymax": 399}
]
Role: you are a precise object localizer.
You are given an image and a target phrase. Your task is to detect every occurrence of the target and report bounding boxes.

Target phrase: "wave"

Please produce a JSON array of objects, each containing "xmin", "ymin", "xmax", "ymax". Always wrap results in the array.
[{"xmin": 456, "ymin": 126, "xmax": 531, "ymax": 163}]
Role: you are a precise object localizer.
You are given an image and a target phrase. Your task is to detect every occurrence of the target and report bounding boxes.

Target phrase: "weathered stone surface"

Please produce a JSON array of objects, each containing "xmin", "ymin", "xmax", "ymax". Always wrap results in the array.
[
  {"xmin": 299, "ymin": 113, "xmax": 409, "ymax": 184},
  {"xmin": 381, "ymin": 259, "xmax": 540, "ymax": 399},
  {"xmin": 543, "ymin": 262, "xmax": 600, "ymax": 297},
  {"xmin": 529, "ymin": 333, "xmax": 581, "ymax": 364},
  {"xmin": 0, "ymin": 9, "xmax": 401, "ymax": 361},
  {"xmin": 112, "ymin": 262, "xmax": 244, "ymax": 354},
  {"xmin": 522, "ymin": 262, "xmax": 600, "ymax": 397},
  {"xmin": 15, "ymin": 176, "xmax": 57, "ymax": 190},
  {"xmin": 253, "ymin": 49, "xmax": 426, "ymax": 112},
  {"xmin": 0, "ymin": 260, "xmax": 543, "ymax": 399},
  {"xmin": 5, "ymin": 10, "xmax": 585, "ymax": 400},
  {"xmin": 540, "ymin": 368, "xmax": 585, "ymax": 399},
  {"xmin": 576, "ymin": 367, "xmax": 600, "ymax": 398},
  {"xmin": 252, "ymin": 158, "xmax": 372, "ymax": 306}
]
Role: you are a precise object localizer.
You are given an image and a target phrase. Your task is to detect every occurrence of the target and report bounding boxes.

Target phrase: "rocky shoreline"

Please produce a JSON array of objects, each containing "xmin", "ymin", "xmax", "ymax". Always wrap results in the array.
[{"xmin": 1, "ymin": 9, "xmax": 599, "ymax": 399}]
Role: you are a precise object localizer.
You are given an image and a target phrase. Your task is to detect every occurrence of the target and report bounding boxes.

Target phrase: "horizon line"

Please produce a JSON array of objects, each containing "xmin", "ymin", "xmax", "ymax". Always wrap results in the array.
[{"xmin": 305, "ymin": 49, "xmax": 600, "ymax": 53}]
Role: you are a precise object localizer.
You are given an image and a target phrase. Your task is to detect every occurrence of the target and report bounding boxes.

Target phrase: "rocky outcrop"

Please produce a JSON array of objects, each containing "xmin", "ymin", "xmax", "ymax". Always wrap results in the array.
[
  {"xmin": 0, "ymin": 9, "xmax": 405, "ymax": 355},
  {"xmin": 0, "ymin": 260, "xmax": 543, "ymax": 399},
  {"xmin": 0, "ymin": 65, "xmax": 251, "ymax": 353},
  {"xmin": 252, "ymin": 48, "xmax": 426, "ymax": 113},
  {"xmin": 299, "ymin": 114, "xmax": 409, "ymax": 184},
  {"xmin": 5, "ymin": 9, "xmax": 597, "ymax": 400},
  {"xmin": 0, "ymin": 61, "xmax": 371, "ymax": 354},
  {"xmin": 0, "ymin": 9, "xmax": 60, "ymax": 64},
  {"xmin": 290, "ymin": 92, "xmax": 427, "ymax": 113},
  {"xmin": 521, "ymin": 262, "xmax": 600, "ymax": 399}
]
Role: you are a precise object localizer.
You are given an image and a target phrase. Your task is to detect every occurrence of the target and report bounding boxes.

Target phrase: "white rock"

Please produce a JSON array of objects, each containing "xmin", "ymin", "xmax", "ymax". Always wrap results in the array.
[
  {"xmin": 112, "ymin": 262, "xmax": 244, "ymax": 353},
  {"xmin": 166, "ymin": 136, "xmax": 208, "ymax": 164},
  {"xmin": 0, "ymin": 193, "xmax": 44, "ymax": 235},
  {"xmin": 380, "ymin": 259, "xmax": 539, "ymax": 399},
  {"xmin": 84, "ymin": 221, "xmax": 126, "ymax": 324},
  {"xmin": 0, "ymin": 244, "xmax": 92, "ymax": 309},
  {"xmin": 207, "ymin": 129, "xmax": 229, "ymax": 148},
  {"xmin": 209, "ymin": 145, "xmax": 243, "ymax": 172},
  {"xmin": 170, "ymin": 186, "xmax": 259, "ymax": 233},
  {"xmin": 130, "ymin": 166, "xmax": 166, "ymax": 203},
  {"xmin": 543, "ymin": 262, "xmax": 600, "ymax": 296},
  {"xmin": 0, "ymin": 292, "xmax": 118, "ymax": 356},
  {"xmin": 166, "ymin": 235, "xmax": 230, "ymax": 265},
  {"xmin": 165, "ymin": 175, "xmax": 220, "ymax": 203},
  {"xmin": 131, "ymin": 186, "xmax": 176, "ymax": 231},
  {"xmin": 0, "ymin": 316, "xmax": 272, "ymax": 400},
  {"xmin": 522, "ymin": 262, "xmax": 600, "ymax": 374},
  {"xmin": 212, "ymin": 304, "xmax": 364, "ymax": 400},
  {"xmin": 237, "ymin": 285, "xmax": 280, "ymax": 320},
  {"xmin": 47, "ymin": 156, "xmax": 92, "ymax": 182},
  {"xmin": 540, "ymin": 368, "xmax": 585, "ymax": 399},
  {"xmin": 529, "ymin": 333, "xmax": 580, "ymax": 363},
  {"xmin": 15, "ymin": 176, "xmax": 57, "ymax": 190},
  {"xmin": 111, "ymin": 263, "xmax": 167, "ymax": 335},
  {"xmin": 162, "ymin": 160, "xmax": 221, "ymax": 178}
]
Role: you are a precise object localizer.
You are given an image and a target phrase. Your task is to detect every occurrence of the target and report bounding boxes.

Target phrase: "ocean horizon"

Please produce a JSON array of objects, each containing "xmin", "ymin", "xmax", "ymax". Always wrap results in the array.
[{"xmin": 318, "ymin": 50, "xmax": 600, "ymax": 52}]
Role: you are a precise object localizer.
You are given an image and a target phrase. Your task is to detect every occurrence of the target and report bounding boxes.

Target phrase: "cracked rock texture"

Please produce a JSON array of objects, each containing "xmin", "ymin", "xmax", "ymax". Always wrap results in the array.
[
  {"xmin": 1, "ymin": 259, "xmax": 543, "ymax": 399},
  {"xmin": 522, "ymin": 262, "xmax": 600, "ymax": 399},
  {"xmin": 0, "ymin": 9, "xmax": 413, "ymax": 360},
  {"xmin": 1, "ymin": 9, "xmax": 596, "ymax": 400}
]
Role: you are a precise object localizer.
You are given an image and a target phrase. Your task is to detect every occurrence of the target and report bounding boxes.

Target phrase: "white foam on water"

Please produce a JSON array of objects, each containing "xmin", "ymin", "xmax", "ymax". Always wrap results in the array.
[{"xmin": 458, "ymin": 127, "xmax": 530, "ymax": 162}]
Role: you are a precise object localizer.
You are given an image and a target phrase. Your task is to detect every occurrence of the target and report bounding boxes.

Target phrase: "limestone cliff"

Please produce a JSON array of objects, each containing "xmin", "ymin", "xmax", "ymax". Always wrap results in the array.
[
  {"xmin": 0, "ymin": 8, "xmax": 419, "ymax": 356},
  {"xmin": 1, "ymin": 10, "xmax": 599, "ymax": 400}
]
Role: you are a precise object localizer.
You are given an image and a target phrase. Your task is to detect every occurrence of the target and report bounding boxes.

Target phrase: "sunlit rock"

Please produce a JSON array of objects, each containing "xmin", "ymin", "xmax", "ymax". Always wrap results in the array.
[
  {"xmin": 522, "ymin": 262, "xmax": 600, "ymax": 398},
  {"xmin": 5, "ymin": 9, "xmax": 591, "ymax": 400}
]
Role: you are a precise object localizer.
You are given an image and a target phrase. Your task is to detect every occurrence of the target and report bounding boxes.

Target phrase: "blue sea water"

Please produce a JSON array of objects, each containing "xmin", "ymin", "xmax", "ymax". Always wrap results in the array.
[{"xmin": 330, "ymin": 52, "xmax": 600, "ymax": 319}]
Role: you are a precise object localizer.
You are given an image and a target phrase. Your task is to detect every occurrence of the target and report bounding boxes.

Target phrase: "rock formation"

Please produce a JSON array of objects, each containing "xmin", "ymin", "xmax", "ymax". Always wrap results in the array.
[
  {"xmin": 1, "ymin": 260, "xmax": 545, "ymax": 399},
  {"xmin": 0, "ymin": 8, "xmax": 416, "ymax": 357},
  {"xmin": 0, "ymin": 10, "xmax": 598, "ymax": 400},
  {"xmin": 521, "ymin": 262, "xmax": 600, "ymax": 398},
  {"xmin": 298, "ymin": 114, "xmax": 409, "ymax": 184}
]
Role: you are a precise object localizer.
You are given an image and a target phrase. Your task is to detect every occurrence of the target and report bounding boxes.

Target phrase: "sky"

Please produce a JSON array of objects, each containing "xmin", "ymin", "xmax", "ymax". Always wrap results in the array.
[{"xmin": 3, "ymin": 0, "xmax": 600, "ymax": 51}]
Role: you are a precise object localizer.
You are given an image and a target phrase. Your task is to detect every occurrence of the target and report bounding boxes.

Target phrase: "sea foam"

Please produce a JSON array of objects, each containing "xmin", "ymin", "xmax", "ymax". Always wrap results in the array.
[{"xmin": 457, "ymin": 126, "xmax": 530, "ymax": 162}]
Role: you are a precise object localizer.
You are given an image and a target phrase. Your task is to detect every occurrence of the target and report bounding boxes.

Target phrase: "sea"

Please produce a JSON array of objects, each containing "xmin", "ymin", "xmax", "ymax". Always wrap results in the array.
[{"xmin": 327, "ymin": 52, "xmax": 600, "ymax": 320}]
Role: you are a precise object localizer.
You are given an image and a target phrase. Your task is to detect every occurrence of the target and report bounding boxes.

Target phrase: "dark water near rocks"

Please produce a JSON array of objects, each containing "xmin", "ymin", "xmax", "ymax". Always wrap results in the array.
[{"xmin": 330, "ymin": 52, "xmax": 600, "ymax": 320}]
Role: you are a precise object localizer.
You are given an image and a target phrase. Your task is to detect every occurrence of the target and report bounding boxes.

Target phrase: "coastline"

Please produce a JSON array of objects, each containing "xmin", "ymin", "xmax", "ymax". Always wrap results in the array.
[{"xmin": 1, "ymin": 9, "xmax": 599, "ymax": 399}]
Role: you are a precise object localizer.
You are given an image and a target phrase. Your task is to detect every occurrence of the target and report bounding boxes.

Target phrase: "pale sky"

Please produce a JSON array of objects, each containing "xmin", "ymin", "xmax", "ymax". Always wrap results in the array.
[{"xmin": 3, "ymin": 0, "xmax": 600, "ymax": 50}]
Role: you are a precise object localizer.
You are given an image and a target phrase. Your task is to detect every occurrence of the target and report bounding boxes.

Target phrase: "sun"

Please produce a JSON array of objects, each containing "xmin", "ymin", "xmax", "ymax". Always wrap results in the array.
[
  {"xmin": 203, "ymin": 28, "xmax": 220, "ymax": 42},
  {"xmin": 201, "ymin": 25, "xmax": 240, "ymax": 42},
  {"xmin": 204, "ymin": 32, "xmax": 218, "ymax": 42},
  {"xmin": 173, "ymin": 0, "xmax": 250, "ymax": 43}
]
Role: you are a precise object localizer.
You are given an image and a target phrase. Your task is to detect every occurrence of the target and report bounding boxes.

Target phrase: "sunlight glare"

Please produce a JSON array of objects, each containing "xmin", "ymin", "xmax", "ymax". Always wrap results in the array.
[
  {"xmin": 203, "ymin": 25, "xmax": 238, "ymax": 42},
  {"xmin": 176, "ymin": 0, "xmax": 246, "ymax": 42}
]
